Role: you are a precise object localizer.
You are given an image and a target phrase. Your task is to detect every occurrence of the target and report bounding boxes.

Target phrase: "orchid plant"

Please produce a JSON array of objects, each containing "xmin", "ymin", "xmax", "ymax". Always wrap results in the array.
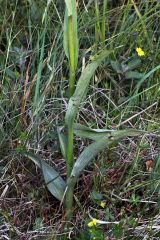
[{"xmin": 23, "ymin": 0, "xmax": 141, "ymax": 222}]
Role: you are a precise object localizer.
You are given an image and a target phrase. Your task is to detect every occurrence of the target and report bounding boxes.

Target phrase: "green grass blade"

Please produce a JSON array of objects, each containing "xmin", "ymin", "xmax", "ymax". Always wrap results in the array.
[
  {"xmin": 34, "ymin": 31, "xmax": 45, "ymax": 105},
  {"xmin": 131, "ymin": 0, "xmax": 150, "ymax": 45},
  {"xmin": 102, "ymin": 0, "xmax": 107, "ymax": 42},
  {"xmin": 95, "ymin": 0, "xmax": 102, "ymax": 41},
  {"xmin": 34, "ymin": 16, "xmax": 47, "ymax": 105},
  {"xmin": 134, "ymin": 64, "xmax": 160, "ymax": 94},
  {"xmin": 33, "ymin": 0, "xmax": 52, "ymax": 105}
]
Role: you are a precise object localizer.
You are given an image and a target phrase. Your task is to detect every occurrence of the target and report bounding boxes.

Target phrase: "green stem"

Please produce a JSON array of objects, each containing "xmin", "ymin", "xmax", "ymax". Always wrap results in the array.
[
  {"xmin": 64, "ymin": 124, "xmax": 74, "ymax": 225},
  {"xmin": 67, "ymin": 123, "xmax": 74, "ymax": 177},
  {"xmin": 65, "ymin": 122, "xmax": 74, "ymax": 221},
  {"xmin": 65, "ymin": 14, "xmax": 76, "ymax": 217},
  {"xmin": 65, "ymin": 186, "xmax": 74, "ymax": 220},
  {"xmin": 68, "ymin": 15, "xmax": 75, "ymax": 97},
  {"xmin": 66, "ymin": 15, "xmax": 75, "ymax": 178},
  {"xmin": 65, "ymin": 178, "xmax": 76, "ymax": 222}
]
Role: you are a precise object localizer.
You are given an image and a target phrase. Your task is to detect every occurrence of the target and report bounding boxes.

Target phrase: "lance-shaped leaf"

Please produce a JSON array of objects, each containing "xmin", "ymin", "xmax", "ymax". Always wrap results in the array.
[
  {"xmin": 24, "ymin": 152, "xmax": 66, "ymax": 201},
  {"xmin": 67, "ymin": 129, "xmax": 141, "ymax": 187},
  {"xmin": 65, "ymin": 50, "xmax": 112, "ymax": 125},
  {"xmin": 73, "ymin": 123, "xmax": 142, "ymax": 141},
  {"xmin": 64, "ymin": 0, "xmax": 78, "ymax": 68}
]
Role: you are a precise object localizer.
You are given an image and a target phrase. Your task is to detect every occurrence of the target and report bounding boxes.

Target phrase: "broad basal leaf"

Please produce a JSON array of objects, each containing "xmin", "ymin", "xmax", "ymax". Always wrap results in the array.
[{"xmin": 24, "ymin": 152, "xmax": 66, "ymax": 201}]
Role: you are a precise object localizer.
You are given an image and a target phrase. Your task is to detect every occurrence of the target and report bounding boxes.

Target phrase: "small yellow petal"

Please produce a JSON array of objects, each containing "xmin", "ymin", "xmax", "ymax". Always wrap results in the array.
[
  {"xmin": 100, "ymin": 201, "xmax": 106, "ymax": 208},
  {"xmin": 136, "ymin": 47, "xmax": 145, "ymax": 56},
  {"xmin": 87, "ymin": 218, "xmax": 97, "ymax": 227},
  {"xmin": 92, "ymin": 218, "xmax": 97, "ymax": 225},
  {"xmin": 88, "ymin": 221, "xmax": 94, "ymax": 227}
]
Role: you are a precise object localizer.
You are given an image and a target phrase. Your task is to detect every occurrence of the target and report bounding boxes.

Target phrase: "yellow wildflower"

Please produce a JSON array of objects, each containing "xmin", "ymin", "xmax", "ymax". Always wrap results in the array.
[
  {"xmin": 136, "ymin": 47, "xmax": 145, "ymax": 56},
  {"xmin": 87, "ymin": 218, "xmax": 97, "ymax": 227},
  {"xmin": 100, "ymin": 201, "xmax": 106, "ymax": 208}
]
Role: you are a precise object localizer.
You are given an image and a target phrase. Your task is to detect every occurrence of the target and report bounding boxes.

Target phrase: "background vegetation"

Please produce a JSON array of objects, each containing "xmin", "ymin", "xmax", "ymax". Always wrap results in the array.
[{"xmin": 0, "ymin": 0, "xmax": 160, "ymax": 239}]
